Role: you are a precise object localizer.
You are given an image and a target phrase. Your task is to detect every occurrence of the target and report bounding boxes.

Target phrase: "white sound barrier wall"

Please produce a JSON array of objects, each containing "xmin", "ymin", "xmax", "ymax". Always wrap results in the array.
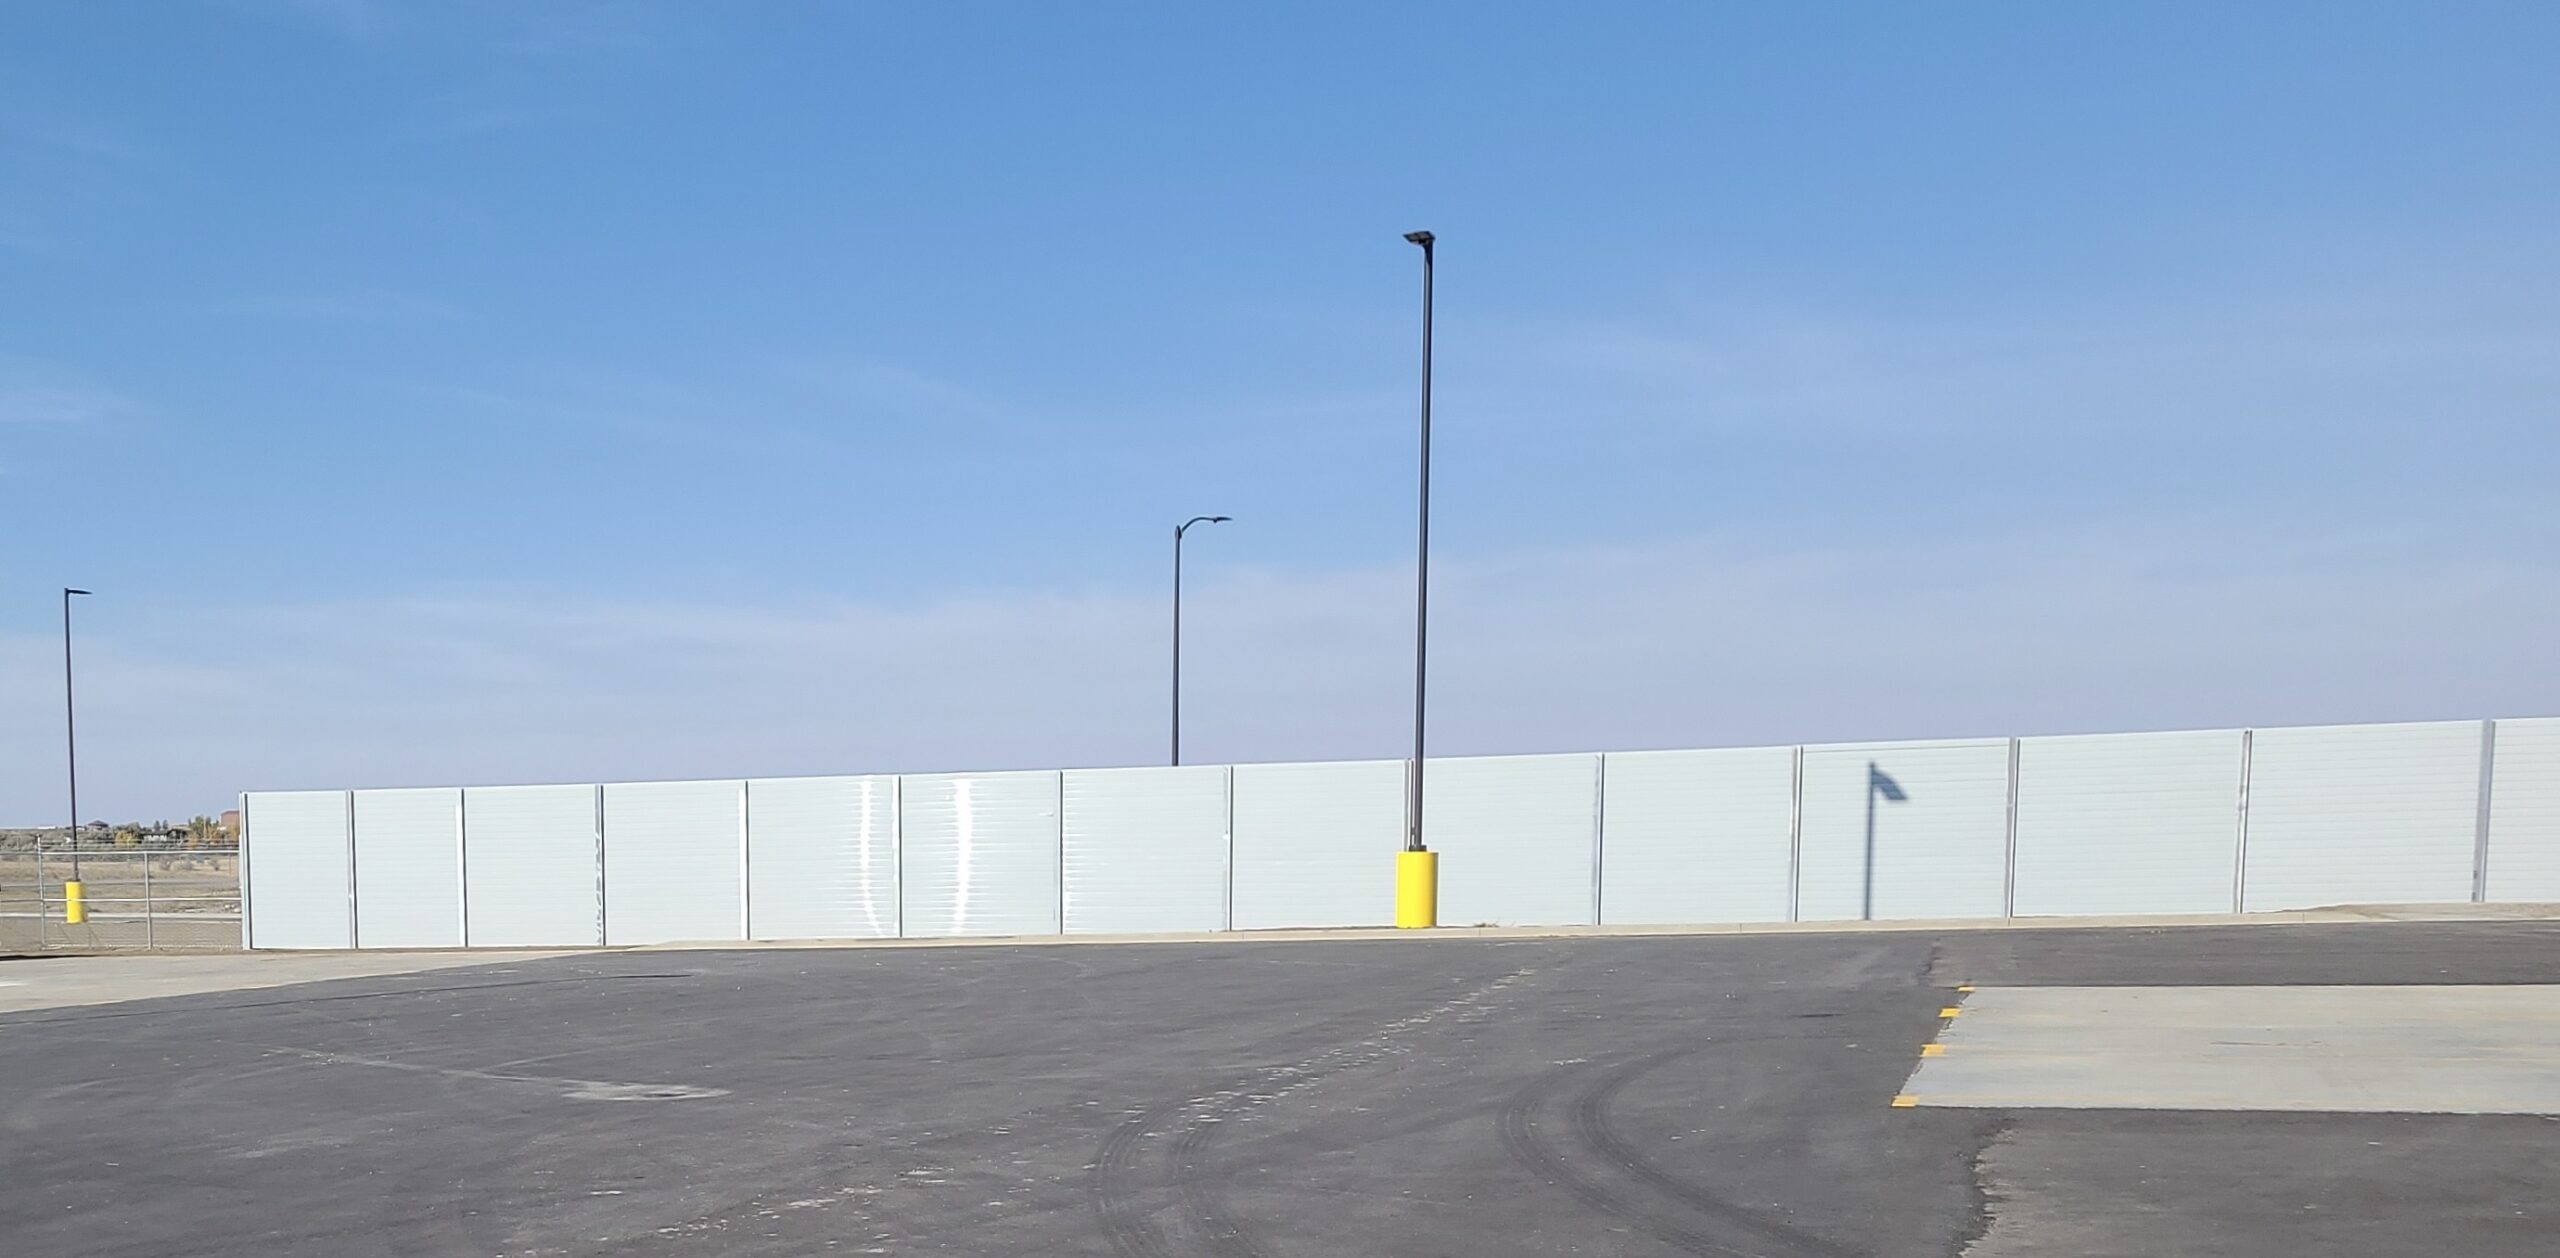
[
  {"xmin": 243, "ymin": 716, "xmax": 2560, "ymax": 949},
  {"xmin": 899, "ymin": 771, "xmax": 1061, "ymax": 938}
]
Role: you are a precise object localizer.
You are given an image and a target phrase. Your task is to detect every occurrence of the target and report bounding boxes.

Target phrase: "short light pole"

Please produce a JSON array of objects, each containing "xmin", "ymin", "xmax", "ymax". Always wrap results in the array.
[
  {"xmin": 1397, "ymin": 229, "xmax": 1438, "ymax": 927},
  {"xmin": 63, "ymin": 587, "xmax": 92, "ymax": 899},
  {"xmin": 1171, "ymin": 515, "xmax": 1230, "ymax": 766}
]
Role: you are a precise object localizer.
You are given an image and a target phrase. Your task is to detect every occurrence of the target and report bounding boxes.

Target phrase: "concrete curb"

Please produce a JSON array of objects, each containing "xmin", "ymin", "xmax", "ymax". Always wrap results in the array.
[{"xmin": 628, "ymin": 901, "xmax": 2560, "ymax": 952}]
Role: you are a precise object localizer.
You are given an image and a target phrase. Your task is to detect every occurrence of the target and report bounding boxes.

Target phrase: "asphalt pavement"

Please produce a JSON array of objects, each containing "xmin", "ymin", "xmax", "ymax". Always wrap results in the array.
[{"xmin": 1, "ymin": 922, "xmax": 2553, "ymax": 1256}]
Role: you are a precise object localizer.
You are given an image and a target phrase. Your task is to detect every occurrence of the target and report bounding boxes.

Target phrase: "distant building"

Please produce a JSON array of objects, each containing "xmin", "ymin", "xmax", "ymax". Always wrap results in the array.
[{"xmin": 219, "ymin": 809, "xmax": 241, "ymax": 833}]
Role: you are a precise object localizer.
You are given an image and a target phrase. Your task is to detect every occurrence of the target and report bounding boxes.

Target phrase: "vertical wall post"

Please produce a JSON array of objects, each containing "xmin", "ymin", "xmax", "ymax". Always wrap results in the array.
[
  {"xmin": 2232, "ymin": 729, "xmax": 2255, "ymax": 914},
  {"xmin": 456, "ymin": 788, "xmax": 470, "ymax": 947},
  {"xmin": 593, "ymin": 785, "xmax": 607, "ymax": 946},
  {"xmin": 237, "ymin": 793, "xmax": 252, "ymax": 950},
  {"xmin": 344, "ymin": 790, "xmax": 359, "ymax": 949},
  {"xmin": 1786, "ymin": 746, "xmax": 1804, "ymax": 923},
  {"xmin": 2002, "ymin": 738, "xmax": 2022, "ymax": 918},
  {"xmin": 892, "ymin": 775, "xmax": 906, "ymax": 940},
  {"xmin": 739, "ymin": 780, "xmax": 754, "ymax": 939},
  {"xmin": 1055, "ymin": 771, "xmax": 1067, "ymax": 935},
  {"xmin": 2473, "ymin": 719, "xmax": 2498, "ymax": 903},
  {"xmin": 1589, "ymin": 755, "xmax": 1606, "ymax": 926},
  {"xmin": 1223, "ymin": 764, "xmax": 1236, "ymax": 933}
]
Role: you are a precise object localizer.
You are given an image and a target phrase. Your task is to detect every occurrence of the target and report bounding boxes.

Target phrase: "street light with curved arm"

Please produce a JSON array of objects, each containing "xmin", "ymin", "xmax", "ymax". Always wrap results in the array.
[
  {"xmin": 63, "ymin": 587, "xmax": 91, "ymax": 882},
  {"xmin": 1172, "ymin": 515, "xmax": 1231, "ymax": 765}
]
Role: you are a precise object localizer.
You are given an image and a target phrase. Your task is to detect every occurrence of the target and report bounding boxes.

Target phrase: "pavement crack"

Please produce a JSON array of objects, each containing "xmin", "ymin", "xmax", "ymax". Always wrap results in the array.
[{"xmin": 246, "ymin": 1043, "xmax": 729, "ymax": 1102}]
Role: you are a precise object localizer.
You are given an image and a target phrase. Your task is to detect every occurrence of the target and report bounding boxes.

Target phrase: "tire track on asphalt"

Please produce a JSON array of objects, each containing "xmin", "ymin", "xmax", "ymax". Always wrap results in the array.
[
  {"xmin": 1091, "ymin": 1101, "xmax": 1184, "ymax": 1258},
  {"xmin": 1088, "ymin": 966, "xmax": 1533, "ymax": 1258},
  {"xmin": 628, "ymin": 969, "xmax": 1518, "ymax": 1256},
  {"xmin": 1092, "ymin": 1089, "xmax": 1278, "ymax": 1258},
  {"xmin": 1501, "ymin": 1046, "xmax": 1878, "ymax": 1258},
  {"xmin": 1171, "ymin": 1093, "xmax": 1275, "ymax": 1258},
  {"xmin": 1574, "ymin": 1049, "xmax": 1868, "ymax": 1258},
  {"xmin": 1499, "ymin": 1058, "xmax": 1765, "ymax": 1257}
]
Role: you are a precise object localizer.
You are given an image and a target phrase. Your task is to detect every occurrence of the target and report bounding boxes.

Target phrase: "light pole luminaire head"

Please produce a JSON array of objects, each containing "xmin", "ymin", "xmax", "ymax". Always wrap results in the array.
[{"xmin": 1404, "ymin": 230, "xmax": 1433, "ymax": 249}]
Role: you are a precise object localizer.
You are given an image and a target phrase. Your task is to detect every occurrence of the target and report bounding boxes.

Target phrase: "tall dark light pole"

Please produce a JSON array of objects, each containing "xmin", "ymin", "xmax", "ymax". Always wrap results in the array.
[
  {"xmin": 63, "ymin": 587, "xmax": 91, "ymax": 881},
  {"xmin": 1171, "ymin": 515, "xmax": 1231, "ymax": 766},
  {"xmin": 1403, "ymin": 230, "xmax": 1434, "ymax": 855}
]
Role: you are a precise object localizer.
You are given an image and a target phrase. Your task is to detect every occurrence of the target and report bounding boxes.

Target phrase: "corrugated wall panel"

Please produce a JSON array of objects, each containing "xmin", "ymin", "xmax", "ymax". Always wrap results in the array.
[
  {"xmin": 900, "ymin": 771, "xmax": 1060, "ymax": 937},
  {"xmin": 1062, "ymin": 765, "xmax": 1228, "ymax": 935},
  {"xmin": 1798, "ymin": 740, "xmax": 2011, "ymax": 921},
  {"xmin": 1597, "ymin": 746, "xmax": 1796, "ymax": 925},
  {"xmin": 603, "ymin": 780, "xmax": 744, "ymax": 945},
  {"xmin": 1429, "ymin": 754, "xmax": 1599, "ymax": 927},
  {"xmin": 2012, "ymin": 730, "xmax": 2244, "ymax": 916},
  {"xmin": 746, "ymin": 775, "xmax": 898, "ymax": 940},
  {"xmin": 244, "ymin": 790, "xmax": 351, "ymax": 949},
  {"xmin": 352, "ymin": 787, "xmax": 462, "ymax": 948},
  {"xmin": 2486, "ymin": 717, "xmax": 2560, "ymax": 902},
  {"xmin": 1230, "ymin": 759, "xmax": 1403, "ymax": 930},
  {"xmin": 2241, "ymin": 720, "xmax": 2483, "ymax": 911},
  {"xmin": 463, "ymin": 784, "xmax": 600, "ymax": 947}
]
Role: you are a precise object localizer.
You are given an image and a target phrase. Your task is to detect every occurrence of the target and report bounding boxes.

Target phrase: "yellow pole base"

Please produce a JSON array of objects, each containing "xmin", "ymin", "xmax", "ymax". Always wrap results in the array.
[
  {"xmin": 1395, "ymin": 849, "xmax": 1438, "ymax": 929},
  {"xmin": 63, "ymin": 879, "xmax": 87, "ymax": 926}
]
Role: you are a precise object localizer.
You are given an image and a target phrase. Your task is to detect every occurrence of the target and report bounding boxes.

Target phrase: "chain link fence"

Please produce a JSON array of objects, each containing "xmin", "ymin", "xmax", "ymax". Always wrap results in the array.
[{"xmin": 0, "ymin": 849, "xmax": 241, "ymax": 951}]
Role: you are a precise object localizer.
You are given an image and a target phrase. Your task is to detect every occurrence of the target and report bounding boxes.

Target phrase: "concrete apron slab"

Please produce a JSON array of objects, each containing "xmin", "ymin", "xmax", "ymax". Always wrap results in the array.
[
  {"xmin": 1902, "ymin": 984, "xmax": 2560, "ymax": 1114},
  {"xmin": 0, "ymin": 950, "xmax": 573, "ymax": 1015}
]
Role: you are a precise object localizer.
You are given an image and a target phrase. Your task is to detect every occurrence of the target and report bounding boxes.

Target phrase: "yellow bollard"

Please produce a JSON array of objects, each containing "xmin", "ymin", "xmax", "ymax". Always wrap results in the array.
[
  {"xmin": 63, "ymin": 879, "xmax": 87, "ymax": 926},
  {"xmin": 1395, "ymin": 849, "xmax": 1438, "ymax": 929}
]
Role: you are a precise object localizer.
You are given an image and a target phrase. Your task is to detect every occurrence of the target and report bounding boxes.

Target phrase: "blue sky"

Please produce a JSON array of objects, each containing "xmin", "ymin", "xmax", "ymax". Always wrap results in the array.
[{"xmin": 4, "ymin": 1, "xmax": 2556, "ymax": 821}]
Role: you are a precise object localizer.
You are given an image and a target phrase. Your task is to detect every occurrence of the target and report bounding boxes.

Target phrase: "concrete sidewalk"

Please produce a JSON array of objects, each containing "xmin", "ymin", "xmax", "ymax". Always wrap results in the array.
[
  {"xmin": 0, "ymin": 949, "xmax": 569, "ymax": 1015},
  {"xmin": 639, "ymin": 899, "xmax": 2560, "ymax": 951},
  {"xmin": 3, "ymin": 902, "xmax": 2550, "ymax": 1015}
]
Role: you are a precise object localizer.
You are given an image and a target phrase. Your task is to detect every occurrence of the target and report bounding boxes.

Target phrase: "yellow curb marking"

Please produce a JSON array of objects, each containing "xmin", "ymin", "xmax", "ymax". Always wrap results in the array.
[
  {"xmin": 1920, "ymin": 1043, "xmax": 1946, "ymax": 1057},
  {"xmin": 1938, "ymin": 1007, "xmax": 1963, "ymax": 1019},
  {"xmin": 1891, "ymin": 1095, "xmax": 1918, "ymax": 1108}
]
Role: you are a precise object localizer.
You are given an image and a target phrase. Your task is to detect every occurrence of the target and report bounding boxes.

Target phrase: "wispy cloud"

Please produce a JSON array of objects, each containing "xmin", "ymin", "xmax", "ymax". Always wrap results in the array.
[
  {"xmin": 0, "ymin": 111, "xmax": 158, "ymax": 257},
  {"xmin": 496, "ymin": 4, "xmax": 668, "ymax": 57},
  {"xmin": 1485, "ymin": 278, "xmax": 2560, "ymax": 444},
  {"xmin": 0, "ymin": 362, "xmax": 133, "ymax": 426},
  {"xmin": 7, "ymin": 513, "xmax": 2554, "ymax": 820},
  {"xmin": 407, "ymin": 351, "xmax": 1056, "ymax": 455},
  {"xmin": 253, "ymin": 0, "xmax": 399, "ymax": 43},
  {"xmin": 399, "ymin": 100, "xmax": 595, "ymax": 142},
  {"xmin": 251, "ymin": 0, "xmax": 660, "ymax": 51},
  {"xmin": 759, "ymin": 354, "xmax": 1035, "ymax": 433},
  {"xmin": 0, "ymin": 204, "xmax": 56, "ymax": 257},
  {"xmin": 0, "ymin": 112, "xmax": 157, "ymax": 165},
  {"xmin": 221, "ymin": 291, "xmax": 468, "ymax": 324},
  {"xmin": 416, "ymin": 381, "xmax": 747, "ymax": 449}
]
